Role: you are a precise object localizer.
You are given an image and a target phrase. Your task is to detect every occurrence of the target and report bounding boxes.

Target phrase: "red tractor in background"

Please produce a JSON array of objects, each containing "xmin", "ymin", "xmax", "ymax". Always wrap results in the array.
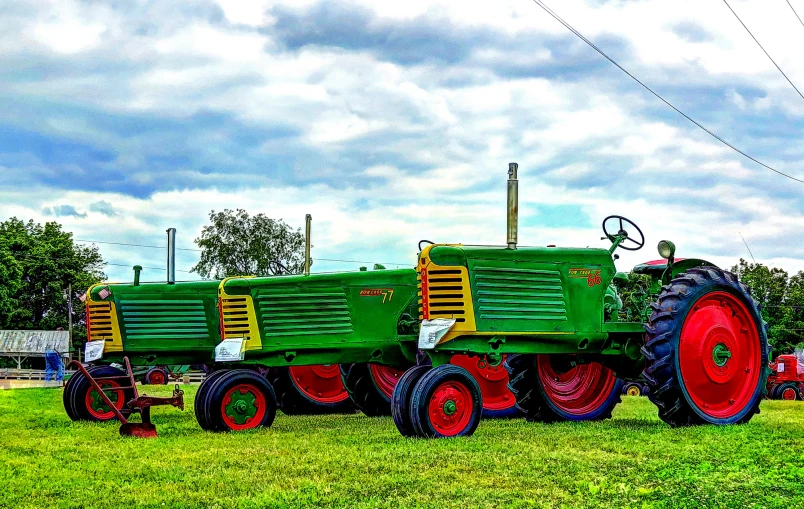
[{"xmin": 767, "ymin": 354, "xmax": 804, "ymax": 400}]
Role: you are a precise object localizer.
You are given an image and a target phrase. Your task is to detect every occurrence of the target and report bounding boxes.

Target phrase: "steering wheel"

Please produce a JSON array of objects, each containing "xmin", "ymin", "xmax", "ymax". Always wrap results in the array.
[
  {"xmin": 418, "ymin": 240, "xmax": 435, "ymax": 251},
  {"xmin": 602, "ymin": 215, "xmax": 645, "ymax": 251},
  {"xmin": 267, "ymin": 260, "xmax": 289, "ymax": 275}
]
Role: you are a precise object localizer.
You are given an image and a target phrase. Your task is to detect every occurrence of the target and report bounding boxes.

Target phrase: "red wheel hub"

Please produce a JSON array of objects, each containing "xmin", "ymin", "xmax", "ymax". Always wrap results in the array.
[
  {"xmin": 536, "ymin": 356, "xmax": 617, "ymax": 415},
  {"xmin": 679, "ymin": 291, "xmax": 761, "ymax": 419},
  {"xmin": 782, "ymin": 387, "xmax": 797, "ymax": 400},
  {"xmin": 150, "ymin": 371, "xmax": 166, "ymax": 385},
  {"xmin": 289, "ymin": 365, "xmax": 350, "ymax": 404},
  {"xmin": 450, "ymin": 354, "xmax": 516, "ymax": 411},
  {"xmin": 85, "ymin": 380, "xmax": 125, "ymax": 420},
  {"xmin": 369, "ymin": 364, "xmax": 405, "ymax": 399},
  {"xmin": 221, "ymin": 383, "xmax": 267, "ymax": 430},
  {"xmin": 428, "ymin": 381, "xmax": 473, "ymax": 436}
]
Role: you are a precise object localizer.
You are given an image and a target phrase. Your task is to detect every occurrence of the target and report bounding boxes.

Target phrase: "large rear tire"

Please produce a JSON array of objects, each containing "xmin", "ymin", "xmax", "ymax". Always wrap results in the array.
[
  {"xmin": 342, "ymin": 363, "xmax": 406, "ymax": 416},
  {"xmin": 642, "ymin": 267, "xmax": 770, "ymax": 426},
  {"xmin": 506, "ymin": 354, "xmax": 622, "ymax": 422},
  {"xmin": 269, "ymin": 365, "xmax": 354, "ymax": 415}
]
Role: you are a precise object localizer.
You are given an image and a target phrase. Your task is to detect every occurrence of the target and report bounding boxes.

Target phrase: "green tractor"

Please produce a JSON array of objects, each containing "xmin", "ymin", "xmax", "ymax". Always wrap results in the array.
[{"xmin": 68, "ymin": 163, "xmax": 769, "ymax": 438}]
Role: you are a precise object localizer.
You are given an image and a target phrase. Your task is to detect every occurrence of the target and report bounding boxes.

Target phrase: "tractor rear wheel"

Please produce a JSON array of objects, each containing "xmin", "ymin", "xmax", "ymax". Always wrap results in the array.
[
  {"xmin": 64, "ymin": 365, "xmax": 135, "ymax": 422},
  {"xmin": 342, "ymin": 363, "xmax": 407, "ymax": 416},
  {"xmin": 144, "ymin": 366, "xmax": 168, "ymax": 385},
  {"xmin": 642, "ymin": 267, "xmax": 770, "ymax": 426},
  {"xmin": 409, "ymin": 364, "xmax": 483, "ymax": 438},
  {"xmin": 269, "ymin": 365, "xmax": 355, "ymax": 415},
  {"xmin": 506, "ymin": 354, "xmax": 622, "ymax": 422},
  {"xmin": 778, "ymin": 382, "xmax": 801, "ymax": 401},
  {"xmin": 391, "ymin": 365, "xmax": 431, "ymax": 437},
  {"xmin": 198, "ymin": 369, "xmax": 277, "ymax": 432},
  {"xmin": 450, "ymin": 354, "xmax": 521, "ymax": 418}
]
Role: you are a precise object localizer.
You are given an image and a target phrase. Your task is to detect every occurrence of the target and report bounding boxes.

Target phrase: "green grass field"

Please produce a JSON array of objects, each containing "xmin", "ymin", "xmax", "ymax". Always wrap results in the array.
[{"xmin": 1, "ymin": 386, "xmax": 802, "ymax": 509}]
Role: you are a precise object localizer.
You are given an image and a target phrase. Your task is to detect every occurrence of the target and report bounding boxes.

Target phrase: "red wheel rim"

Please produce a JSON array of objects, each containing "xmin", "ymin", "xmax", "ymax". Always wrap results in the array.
[
  {"xmin": 679, "ymin": 291, "xmax": 761, "ymax": 419},
  {"xmin": 450, "ymin": 354, "xmax": 516, "ymax": 411},
  {"xmin": 288, "ymin": 365, "xmax": 350, "ymax": 404},
  {"xmin": 369, "ymin": 364, "xmax": 405, "ymax": 399},
  {"xmin": 782, "ymin": 387, "xmax": 797, "ymax": 400},
  {"xmin": 428, "ymin": 381, "xmax": 474, "ymax": 436},
  {"xmin": 150, "ymin": 371, "xmax": 166, "ymax": 385},
  {"xmin": 85, "ymin": 380, "xmax": 125, "ymax": 420},
  {"xmin": 536, "ymin": 356, "xmax": 617, "ymax": 416},
  {"xmin": 221, "ymin": 383, "xmax": 267, "ymax": 430}
]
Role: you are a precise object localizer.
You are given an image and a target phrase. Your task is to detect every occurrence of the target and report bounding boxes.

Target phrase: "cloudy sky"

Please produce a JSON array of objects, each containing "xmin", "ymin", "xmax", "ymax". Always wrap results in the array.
[{"xmin": 2, "ymin": 0, "xmax": 804, "ymax": 282}]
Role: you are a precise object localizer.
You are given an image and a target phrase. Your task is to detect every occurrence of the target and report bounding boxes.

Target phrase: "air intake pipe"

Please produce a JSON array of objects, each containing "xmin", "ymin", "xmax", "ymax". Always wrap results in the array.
[
  {"xmin": 166, "ymin": 228, "xmax": 176, "ymax": 284},
  {"xmin": 507, "ymin": 162, "xmax": 518, "ymax": 249}
]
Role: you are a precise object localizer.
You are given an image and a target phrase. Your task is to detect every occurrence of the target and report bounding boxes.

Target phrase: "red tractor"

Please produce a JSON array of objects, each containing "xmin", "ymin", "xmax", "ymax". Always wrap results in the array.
[{"xmin": 767, "ymin": 354, "xmax": 804, "ymax": 400}]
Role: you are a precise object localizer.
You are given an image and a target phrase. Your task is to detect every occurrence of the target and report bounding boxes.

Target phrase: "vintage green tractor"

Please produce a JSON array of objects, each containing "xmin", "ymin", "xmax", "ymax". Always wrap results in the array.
[{"xmin": 388, "ymin": 164, "xmax": 770, "ymax": 437}]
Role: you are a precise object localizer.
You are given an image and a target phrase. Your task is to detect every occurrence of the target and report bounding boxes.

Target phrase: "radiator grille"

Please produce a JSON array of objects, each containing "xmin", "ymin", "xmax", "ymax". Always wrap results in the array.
[
  {"xmin": 419, "ymin": 267, "xmax": 470, "ymax": 323},
  {"xmin": 87, "ymin": 302, "xmax": 116, "ymax": 343}
]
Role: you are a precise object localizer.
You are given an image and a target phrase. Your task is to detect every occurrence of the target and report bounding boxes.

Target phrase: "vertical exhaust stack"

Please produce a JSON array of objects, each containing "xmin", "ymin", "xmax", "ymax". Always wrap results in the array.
[
  {"xmin": 507, "ymin": 162, "xmax": 518, "ymax": 249},
  {"xmin": 304, "ymin": 214, "xmax": 312, "ymax": 276},
  {"xmin": 166, "ymin": 228, "xmax": 176, "ymax": 284}
]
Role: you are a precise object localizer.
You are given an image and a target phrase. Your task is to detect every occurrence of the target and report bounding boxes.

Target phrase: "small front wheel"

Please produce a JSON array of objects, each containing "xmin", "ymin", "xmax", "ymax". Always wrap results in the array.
[
  {"xmin": 409, "ymin": 364, "xmax": 483, "ymax": 438},
  {"xmin": 778, "ymin": 382, "xmax": 801, "ymax": 401},
  {"xmin": 198, "ymin": 369, "xmax": 277, "ymax": 432}
]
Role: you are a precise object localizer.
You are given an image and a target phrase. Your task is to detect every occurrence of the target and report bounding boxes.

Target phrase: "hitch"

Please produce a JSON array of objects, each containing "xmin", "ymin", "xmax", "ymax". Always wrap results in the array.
[{"xmin": 67, "ymin": 357, "xmax": 185, "ymax": 438}]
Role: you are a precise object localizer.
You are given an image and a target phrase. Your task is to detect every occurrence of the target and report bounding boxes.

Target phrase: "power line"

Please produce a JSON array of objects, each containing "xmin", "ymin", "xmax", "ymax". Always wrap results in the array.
[
  {"xmin": 7, "ymin": 252, "xmax": 196, "ymax": 273},
  {"xmin": 75, "ymin": 239, "xmax": 201, "ymax": 252},
  {"xmin": 530, "ymin": 0, "xmax": 804, "ymax": 184},
  {"xmin": 786, "ymin": 0, "xmax": 804, "ymax": 30},
  {"xmin": 722, "ymin": 0, "xmax": 804, "ymax": 102},
  {"xmin": 738, "ymin": 232, "xmax": 756, "ymax": 263}
]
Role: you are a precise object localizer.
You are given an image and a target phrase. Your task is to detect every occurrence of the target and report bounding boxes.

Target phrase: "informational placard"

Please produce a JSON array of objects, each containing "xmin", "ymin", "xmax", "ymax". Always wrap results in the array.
[
  {"xmin": 778, "ymin": 363, "xmax": 785, "ymax": 374},
  {"xmin": 84, "ymin": 340, "xmax": 106, "ymax": 362},
  {"xmin": 215, "ymin": 338, "xmax": 246, "ymax": 362},
  {"xmin": 418, "ymin": 319, "xmax": 456, "ymax": 349}
]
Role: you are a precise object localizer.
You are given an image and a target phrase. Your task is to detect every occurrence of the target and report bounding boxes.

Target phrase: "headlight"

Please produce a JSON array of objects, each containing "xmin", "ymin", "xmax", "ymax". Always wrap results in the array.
[{"xmin": 657, "ymin": 240, "xmax": 676, "ymax": 260}]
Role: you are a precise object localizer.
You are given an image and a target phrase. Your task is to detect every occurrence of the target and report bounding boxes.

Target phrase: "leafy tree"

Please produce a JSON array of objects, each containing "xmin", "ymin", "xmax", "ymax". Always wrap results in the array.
[
  {"xmin": 0, "ymin": 217, "xmax": 105, "ymax": 357},
  {"xmin": 730, "ymin": 258, "xmax": 801, "ymax": 354},
  {"xmin": 191, "ymin": 209, "xmax": 307, "ymax": 279}
]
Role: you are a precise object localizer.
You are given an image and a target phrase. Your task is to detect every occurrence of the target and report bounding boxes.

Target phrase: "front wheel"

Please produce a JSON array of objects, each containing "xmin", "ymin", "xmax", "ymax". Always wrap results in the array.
[
  {"xmin": 64, "ymin": 366, "xmax": 134, "ymax": 422},
  {"xmin": 778, "ymin": 382, "xmax": 801, "ymax": 401},
  {"xmin": 409, "ymin": 364, "xmax": 483, "ymax": 438},
  {"xmin": 197, "ymin": 369, "xmax": 277, "ymax": 432},
  {"xmin": 642, "ymin": 267, "xmax": 770, "ymax": 426}
]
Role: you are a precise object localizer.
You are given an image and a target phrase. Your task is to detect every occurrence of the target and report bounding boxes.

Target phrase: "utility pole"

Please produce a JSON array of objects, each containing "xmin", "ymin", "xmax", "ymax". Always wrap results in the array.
[{"xmin": 67, "ymin": 283, "xmax": 73, "ymax": 362}]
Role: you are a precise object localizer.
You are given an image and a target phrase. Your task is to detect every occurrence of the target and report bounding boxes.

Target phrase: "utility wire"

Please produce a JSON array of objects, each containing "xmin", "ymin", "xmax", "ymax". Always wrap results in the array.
[
  {"xmin": 738, "ymin": 232, "xmax": 756, "ymax": 263},
  {"xmin": 530, "ymin": 0, "xmax": 804, "ymax": 184},
  {"xmin": 786, "ymin": 0, "xmax": 804, "ymax": 30},
  {"xmin": 7, "ymin": 252, "xmax": 196, "ymax": 273},
  {"xmin": 723, "ymin": 0, "xmax": 804, "ymax": 102},
  {"xmin": 75, "ymin": 239, "xmax": 201, "ymax": 252}
]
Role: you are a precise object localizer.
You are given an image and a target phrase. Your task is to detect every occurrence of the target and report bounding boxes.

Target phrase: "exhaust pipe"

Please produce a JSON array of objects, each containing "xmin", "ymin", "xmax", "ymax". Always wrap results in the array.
[
  {"xmin": 507, "ymin": 162, "xmax": 518, "ymax": 249},
  {"xmin": 166, "ymin": 228, "xmax": 176, "ymax": 284},
  {"xmin": 304, "ymin": 214, "xmax": 312, "ymax": 276}
]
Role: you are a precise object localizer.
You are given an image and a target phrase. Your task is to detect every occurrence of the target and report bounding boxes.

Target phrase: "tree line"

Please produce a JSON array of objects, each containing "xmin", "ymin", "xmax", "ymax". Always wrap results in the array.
[{"xmin": 1, "ymin": 213, "xmax": 802, "ymax": 366}]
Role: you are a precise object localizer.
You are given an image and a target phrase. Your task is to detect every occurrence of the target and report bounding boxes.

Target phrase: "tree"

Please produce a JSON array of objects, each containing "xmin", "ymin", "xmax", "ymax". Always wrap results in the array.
[
  {"xmin": 0, "ymin": 217, "xmax": 106, "ymax": 356},
  {"xmin": 191, "ymin": 209, "xmax": 307, "ymax": 279},
  {"xmin": 730, "ymin": 258, "xmax": 800, "ymax": 354}
]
